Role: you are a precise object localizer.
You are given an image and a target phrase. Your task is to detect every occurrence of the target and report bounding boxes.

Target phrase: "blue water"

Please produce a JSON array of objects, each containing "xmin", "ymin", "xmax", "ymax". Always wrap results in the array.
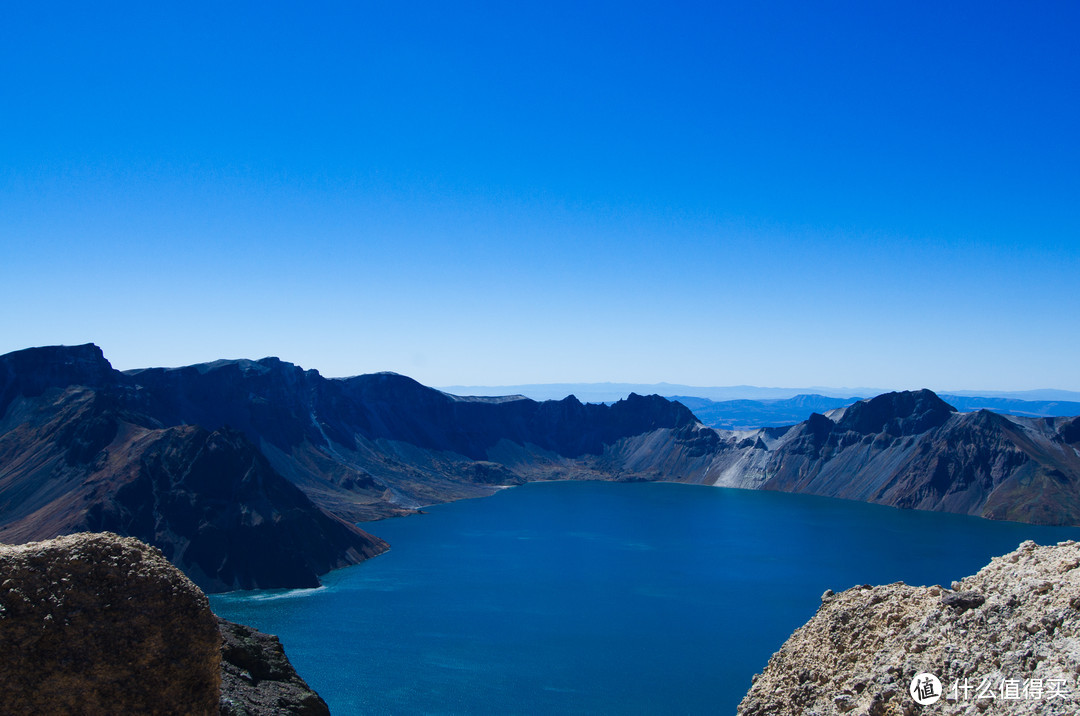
[{"xmin": 211, "ymin": 481, "xmax": 1080, "ymax": 715}]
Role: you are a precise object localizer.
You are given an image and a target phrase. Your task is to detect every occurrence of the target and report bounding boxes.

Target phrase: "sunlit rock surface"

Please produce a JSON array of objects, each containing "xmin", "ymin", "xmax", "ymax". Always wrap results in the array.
[{"xmin": 739, "ymin": 540, "xmax": 1080, "ymax": 715}]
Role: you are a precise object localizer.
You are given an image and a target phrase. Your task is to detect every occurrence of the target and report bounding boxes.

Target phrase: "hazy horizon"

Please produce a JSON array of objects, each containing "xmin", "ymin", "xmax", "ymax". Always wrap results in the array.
[
  {"xmin": 435, "ymin": 381, "xmax": 1080, "ymax": 401},
  {"xmin": 3, "ymin": 3, "xmax": 1078, "ymax": 391},
  {"xmin": 6, "ymin": 341, "xmax": 1080, "ymax": 399}
]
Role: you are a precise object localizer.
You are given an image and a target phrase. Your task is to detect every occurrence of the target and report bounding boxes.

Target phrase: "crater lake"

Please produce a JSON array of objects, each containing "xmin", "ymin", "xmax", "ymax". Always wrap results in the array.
[{"xmin": 211, "ymin": 481, "xmax": 1080, "ymax": 715}]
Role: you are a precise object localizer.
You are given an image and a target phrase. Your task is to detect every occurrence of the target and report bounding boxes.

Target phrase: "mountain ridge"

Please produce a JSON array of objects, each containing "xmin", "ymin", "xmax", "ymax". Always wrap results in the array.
[
  {"xmin": 0, "ymin": 346, "xmax": 389, "ymax": 592},
  {"xmin": 4, "ymin": 344, "xmax": 1080, "ymax": 594}
]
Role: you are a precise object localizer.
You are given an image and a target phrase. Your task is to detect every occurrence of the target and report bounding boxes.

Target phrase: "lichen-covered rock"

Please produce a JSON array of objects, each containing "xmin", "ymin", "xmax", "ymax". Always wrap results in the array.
[
  {"xmin": 0, "ymin": 532, "xmax": 221, "ymax": 715},
  {"xmin": 218, "ymin": 617, "xmax": 330, "ymax": 715},
  {"xmin": 739, "ymin": 540, "xmax": 1080, "ymax": 715}
]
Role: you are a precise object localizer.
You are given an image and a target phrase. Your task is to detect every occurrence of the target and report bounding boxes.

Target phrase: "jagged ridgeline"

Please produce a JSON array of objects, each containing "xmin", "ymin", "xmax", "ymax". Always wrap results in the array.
[{"xmin": 2, "ymin": 344, "xmax": 1080, "ymax": 591}]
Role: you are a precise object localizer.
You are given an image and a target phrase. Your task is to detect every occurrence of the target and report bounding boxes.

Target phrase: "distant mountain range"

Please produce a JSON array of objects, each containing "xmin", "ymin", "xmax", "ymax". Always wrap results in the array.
[
  {"xmin": 671, "ymin": 394, "xmax": 1080, "ymax": 430},
  {"xmin": 437, "ymin": 382, "xmax": 888, "ymax": 402},
  {"xmin": 3, "ymin": 344, "xmax": 1080, "ymax": 592},
  {"xmin": 671, "ymin": 394, "xmax": 861, "ymax": 430},
  {"xmin": 438, "ymin": 382, "xmax": 1080, "ymax": 405}
]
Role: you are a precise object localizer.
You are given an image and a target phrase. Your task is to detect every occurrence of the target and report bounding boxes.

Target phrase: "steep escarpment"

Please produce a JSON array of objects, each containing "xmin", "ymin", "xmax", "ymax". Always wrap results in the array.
[
  {"xmin": 739, "ymin": 540, "xmax": 1080, "ymax": 715},
  {"xmin": 0, "ymin": 532, "xmax": 221, "ymax": 715},
  {"xmin": 0, "ymin": 343, "xmax": 121, "ymax": 418},
  {"xmin": 0, "ymin": 351, "xmax": 387, "ymax": 592},
  {"xmin": 126, "ymin": 360, "xmax": 711, "ymax": 518},
  {"xmin": 2, "ymin": 344, "xmax": 716, "ymax": 526}
]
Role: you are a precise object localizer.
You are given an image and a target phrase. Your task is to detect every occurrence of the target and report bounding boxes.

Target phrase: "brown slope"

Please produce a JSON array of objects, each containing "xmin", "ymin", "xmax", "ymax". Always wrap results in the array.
[{"xmin": 0, "ymin": 385, "xmax": 386, "ymax": 592}]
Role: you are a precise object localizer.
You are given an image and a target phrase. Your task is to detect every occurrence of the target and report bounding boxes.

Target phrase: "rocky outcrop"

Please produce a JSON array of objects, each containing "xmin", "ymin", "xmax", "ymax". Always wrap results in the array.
[
  {"xmin": 0, "ymin": 343, "xmax": 120, "ymax": 419},
  {"xmin": 0, "ymin": 532, "xmax": 221, "ymax": 715},
  {"xmin": 219, "ymin": 618, "xmax": 330, "ymax": 716},
  {"xmin": 739, "ymin": 540, "xmax": 1080, "ymax": 715}
]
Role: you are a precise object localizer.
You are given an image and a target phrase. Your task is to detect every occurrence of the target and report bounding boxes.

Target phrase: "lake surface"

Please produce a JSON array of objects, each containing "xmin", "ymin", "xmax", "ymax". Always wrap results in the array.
[{"xmin": 211, "ymin": 481, "xmax": 1080, "ymax": 715}]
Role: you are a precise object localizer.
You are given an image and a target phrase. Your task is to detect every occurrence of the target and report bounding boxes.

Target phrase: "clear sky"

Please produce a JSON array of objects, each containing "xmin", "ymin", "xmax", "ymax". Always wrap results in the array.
[{"xmin": 2, "ymin": 2, "xmax": 1078, "ymax": 390}]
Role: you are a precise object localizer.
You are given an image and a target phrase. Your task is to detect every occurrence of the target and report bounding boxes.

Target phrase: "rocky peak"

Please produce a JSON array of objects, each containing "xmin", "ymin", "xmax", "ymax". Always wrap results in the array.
[
  {"xmin": 0, "ymin": 343, "xmax": 120, "ymax": 417},
  {"xmin": 836, "ymin": 388, "xmax": 956, "ymax": 437},
  {"xmin": 343, "ymin": 371, "xmax": 457, "ymax": 412},
  {"xmin": 616, "ymin": 392, "xmax": 699, "ymax": 429},
  {"xmin": 124, "ymin": 356, "xmax": 323, "ymax": 450},
  {"xmin": 1, "ymin": 342, "xmax": 112, "ymax": 373},
  {"xmin": 804, "ymin": 411, "xmax": 837, "ymax": 440}
]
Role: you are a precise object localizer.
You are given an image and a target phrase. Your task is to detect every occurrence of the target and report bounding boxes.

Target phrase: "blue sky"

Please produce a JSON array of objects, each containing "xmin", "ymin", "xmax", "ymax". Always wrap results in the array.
[{"xmin": 2, "ymin": 2, "xmax": 1078, "ymax": 390}]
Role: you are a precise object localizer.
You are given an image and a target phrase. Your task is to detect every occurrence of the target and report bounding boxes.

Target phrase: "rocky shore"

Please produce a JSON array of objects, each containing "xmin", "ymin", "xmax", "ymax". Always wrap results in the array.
[{"xmin": 219, "ymin": 617, "xmax": 330, "ymax": 716}]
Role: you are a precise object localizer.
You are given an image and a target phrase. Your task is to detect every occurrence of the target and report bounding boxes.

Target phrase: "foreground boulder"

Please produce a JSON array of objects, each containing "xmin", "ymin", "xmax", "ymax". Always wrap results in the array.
[
  {"xmin": 0, "ymin": 532, "xmax": 221, "ymax": 715},
  {"xmin": 739, "ymin": 540, "xmax": 1080, "ymax": 715}
]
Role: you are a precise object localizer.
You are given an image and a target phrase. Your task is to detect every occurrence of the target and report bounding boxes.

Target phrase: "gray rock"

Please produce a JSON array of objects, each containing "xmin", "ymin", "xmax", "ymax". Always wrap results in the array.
[
  {"xmin": 739, "ymin": 540, "xmax": 1080, "ymax": 715},
  {"xmin": 218, "ymin": 617, "xmax": 330, "ymax": 715},
  {"xmin": 941, "ymin": 590, "xmax": 986, "ymax": 611}
]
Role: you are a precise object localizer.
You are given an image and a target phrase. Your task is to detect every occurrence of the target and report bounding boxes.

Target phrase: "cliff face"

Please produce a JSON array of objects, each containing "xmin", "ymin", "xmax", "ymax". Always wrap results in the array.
[
  {"xmin": 1, "ymin": 344, "xmax": 715, "ymax": 527},
  {"xmin": 0, "ymin": 349, "xmax": 388, "ymax": 593},
  {"xmin": 0, "ymin": 343, "xmax": 120, "ymax": 416},
  {"xmin": 125, "ymin": 359, "xmax": 709, "ymax": 519},
  {"xmin": 739, "ymin": 540, "xmax": 1080, "ymax": 716},
  {"xmin": 0, "ymin": 532, "xmax": 221, "ymax": 715}
]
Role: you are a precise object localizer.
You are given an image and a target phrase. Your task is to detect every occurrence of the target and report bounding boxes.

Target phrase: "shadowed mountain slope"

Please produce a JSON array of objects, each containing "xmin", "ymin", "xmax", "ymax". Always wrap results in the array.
[
  {"xmin": 0, "ymin": 347, "xmax": 387, "ymax": 592},
  {"xmin": 121, "ymin": 356, "xmax": 710, "ymax": 519}
]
